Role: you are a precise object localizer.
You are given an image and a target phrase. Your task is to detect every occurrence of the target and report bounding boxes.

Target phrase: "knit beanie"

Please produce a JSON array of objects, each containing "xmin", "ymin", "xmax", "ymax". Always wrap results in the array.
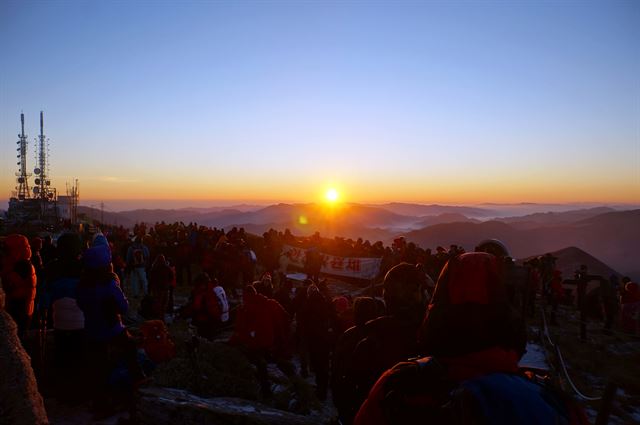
[
  {"xmin": 57, "ymin": 233, "xmax": 82, "ymax": 260},
  {"xmin": 84, "ymin": 244, "xmax": 112, "ymax": 269},
  {"xmin": 92, "ymin": 233, "xmax": 109, "ymax": 247},
  {"xmin": 418, "ymin": 252, "xmax": 526, "ymax": 358}
]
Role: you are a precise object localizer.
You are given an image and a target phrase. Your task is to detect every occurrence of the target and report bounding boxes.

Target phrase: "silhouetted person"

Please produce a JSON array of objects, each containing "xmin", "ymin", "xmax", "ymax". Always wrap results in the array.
[
  {"xmin": 126, "ymin": 236, "xmax": 149, "ymax": 298},
  {"xmin": 356, "ymin": 252, "xmax": 587, "ymax": 425},
  {"xmin": 42, "ymin": 232, "xmax": 85, "ymax": 401},
  {"xmin": 229, "ymin": 285, "xmax": 292, "ymax": 398},
  {"xmin": 332, "ymin": 296, "xmax": 379, "ymax": 425},
  {"xmin": 1, "ymin": 234, "xmax": 37, "ymax": 342},
  {"xmin": 147, "ymin": 254, "xmax": 175, "ymax": 320},
  {"xmin": 299, "ymin": 284, "xmax": 334, "ymax": 400},
  {"xmin": 77, "ymin": 238, "xmax": 140, "ymax": 417},
  {"xmin": 347, "ymin": 263, "xmax": 428, "ymax": 416}
]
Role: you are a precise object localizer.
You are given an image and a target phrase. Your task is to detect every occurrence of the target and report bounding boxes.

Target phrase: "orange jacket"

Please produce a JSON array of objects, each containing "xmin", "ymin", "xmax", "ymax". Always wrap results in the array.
[{"xmin": 1, "ymin": 234, "xmax": 37, "ymax": 316}]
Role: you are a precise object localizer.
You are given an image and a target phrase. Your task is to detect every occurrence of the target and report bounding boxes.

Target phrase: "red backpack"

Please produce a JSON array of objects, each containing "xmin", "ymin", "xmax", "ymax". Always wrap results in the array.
[{"xmin": 139, "ymin": 320, "xmax": 176, "ymax": 364}]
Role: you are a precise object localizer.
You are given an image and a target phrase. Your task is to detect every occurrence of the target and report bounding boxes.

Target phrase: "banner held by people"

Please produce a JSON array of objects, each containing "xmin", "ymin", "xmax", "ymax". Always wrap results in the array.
[{"xmin": 282, "ymin": 245, "xmax": 382, "ymax": 280}]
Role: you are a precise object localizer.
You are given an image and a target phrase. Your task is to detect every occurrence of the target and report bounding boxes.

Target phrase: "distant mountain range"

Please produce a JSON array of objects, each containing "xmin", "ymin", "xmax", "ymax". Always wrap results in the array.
[
  {"xmin": 76, "ymin": 202, "xmax": 639, "ymax": 279},
  {"xmin": 366, "ymin": 203, "xmax": 495, "ymax": 218},
  {"xmin": 403, "ymin": 209, "xmax": 639, "ymax": 280},
  {"xmin": 521, "ymin": 246, "xmax": 621, "ymax": 281}
]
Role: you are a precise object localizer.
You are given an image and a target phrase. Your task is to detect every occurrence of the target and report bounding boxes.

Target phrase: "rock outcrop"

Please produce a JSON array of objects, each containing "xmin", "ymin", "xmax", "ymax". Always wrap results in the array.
[
  {"xmin": 0, "ymin": 288, "xmax": 49, "ymax": 424},
  {"xmin": 137, "ymin": 387, "xmax": 332, "ymax": 425}
]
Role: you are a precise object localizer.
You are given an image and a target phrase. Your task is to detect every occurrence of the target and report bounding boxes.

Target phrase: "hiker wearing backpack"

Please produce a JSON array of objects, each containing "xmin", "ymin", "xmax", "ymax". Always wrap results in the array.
[
  {"xmin": 299, "ymin": 284, "xmax": 335, "ymax": 400},
  {"xmin": 331, "ymin": 296, "xmax": 379, "ymax": 425},
  {"xmin": 185, "ymin": 273, "xmax": 229, "ymax": 339},
  {"xmin": 344, "ymin": 263, "xmax": 429, "ymax": 422},
  {"xmin": 354, "ymin": 252, "xmax": 589, "ymax": 425},
  {"xmin": 126, "ymin": 236, "xmax": 150, "ymax": 298},
  {"xmin": 229, "ymin": 284, "xmax": 293, "ymax": 397},
  {"xmin": 147, "ymin": 254, "xmax": 175, "ymax": 320},
  {"xmin": 77, "ymin": 237, "xmax": 144, "ymax": 418},
  {"xmin": 41, "ymin": 232, "xmax": 85, "ymax": 400}
]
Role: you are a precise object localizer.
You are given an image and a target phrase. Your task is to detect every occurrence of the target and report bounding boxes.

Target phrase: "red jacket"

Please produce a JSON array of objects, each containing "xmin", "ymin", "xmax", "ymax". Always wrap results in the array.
[
  {"xmin": 1, "ymin": 234, "xmax": 37, "ymax": 317},
  {"xmin": 191, "ymin": 282, "xmax": 222, "ymax": 324},
  {"xmin": 229, "ymin": 293, "xmax": 291, "ymax": 358},
  {"xmin": 550, "ymin": 271, "xmax": 564, "ymax": 301}
]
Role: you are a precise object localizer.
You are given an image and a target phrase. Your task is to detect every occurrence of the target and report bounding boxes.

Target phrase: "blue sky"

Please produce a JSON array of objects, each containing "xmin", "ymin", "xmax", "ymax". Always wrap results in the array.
[{"xmin": 1, "ymin": 1, "xmax": 638, "ymax": 208}]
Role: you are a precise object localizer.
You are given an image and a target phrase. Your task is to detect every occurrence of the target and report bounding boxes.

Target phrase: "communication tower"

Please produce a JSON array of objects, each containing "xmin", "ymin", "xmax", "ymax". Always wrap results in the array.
[
  {"xmin": 15, "ymin": 113, "xmax": 31, "ymax": 200},
  {"xmin": 66, "ymin": 179, "xmax": 80, "ymax": 224},
  {"xmin": 33, "ymin": 111, "xmax": 56, "ymax": 206}
]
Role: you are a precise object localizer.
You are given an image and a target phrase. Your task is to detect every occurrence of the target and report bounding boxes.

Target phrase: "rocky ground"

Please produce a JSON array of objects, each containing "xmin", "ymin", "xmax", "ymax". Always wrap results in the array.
[
  {"xmin": 533, "ymin": 305, "xmax": 640, "ymax": 425},
  {"xmin": 41, "ymin": 280, "xmax": 640, "ymax": 424}
]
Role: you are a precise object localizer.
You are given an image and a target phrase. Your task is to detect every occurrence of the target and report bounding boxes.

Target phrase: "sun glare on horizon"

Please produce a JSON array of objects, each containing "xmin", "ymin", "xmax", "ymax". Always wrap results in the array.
[{"xmin": 325, "ymin": 188, "xmax": 339, "ymax": 203}]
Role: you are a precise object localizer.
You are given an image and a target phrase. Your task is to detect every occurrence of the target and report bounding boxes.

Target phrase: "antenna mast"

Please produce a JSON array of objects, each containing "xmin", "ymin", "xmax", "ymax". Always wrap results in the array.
[
  {"xmin": 15, "ymin": 113, "xmax": 31, "ymax": 199},
  {"xmin": 33, "ymin": 111, "xmax": 55, "ymax": 215}
]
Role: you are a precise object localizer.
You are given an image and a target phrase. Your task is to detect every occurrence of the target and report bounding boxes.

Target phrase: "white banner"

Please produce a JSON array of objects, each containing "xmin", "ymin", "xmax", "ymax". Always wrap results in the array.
[{"xmin": 282, "ymin": 245, "xmax": 382, "ymax": 280}]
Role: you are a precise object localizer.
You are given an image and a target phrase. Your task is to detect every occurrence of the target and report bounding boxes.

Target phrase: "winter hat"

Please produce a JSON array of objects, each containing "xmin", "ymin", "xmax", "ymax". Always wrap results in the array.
[
  {"xmin": 83, "ymin": 244, "xmax": 112, "ymax": 269},
  {"xmin": 418, "ymin": 252, "xmax": 526, "ymax": 358},
  {"xmin": 475, "ymin": 239, "xmax": 510, "ymax": 258},
  {"xmin": 92, "ymin": 233, "xmax": 109, "ymax": 247},
  {"xmin": 382, "ymin": 262, "xmax": 428, "ymax": 318},
  {"xmin": 332, "ymin": 296, "xmax": 350, "ymax": 314},
  {"xmin": 4, "ymin": 234, "xmax": 32, "ymax": 263},
  {"xmin": 56, "ymin": 233, "xmax": 82, "ymax": 260},
  {"xmin": 353, "ymin": 297, "xmax": 378, "ymax": 327}
]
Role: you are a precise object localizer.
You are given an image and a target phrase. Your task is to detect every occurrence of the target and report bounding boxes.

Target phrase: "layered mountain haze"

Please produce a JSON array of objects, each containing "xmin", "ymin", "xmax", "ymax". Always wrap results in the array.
[
  {"xmin": 403, "ymin": 209, "xmax": 639, "ymax": 279},
  {"xmin": 77, "ymin": 202, "xmax": 639, "ymax": 279},
  {"xmin": 500, "ymin": 207, "xmax": 616, "ymax": 229},
  {"xmin": 521, "ymin": 247, "xmax": 622, "ymax": 281},
  {"xmin": 368, "ymin": 203, "xmax": 495, "ymax": 218}
]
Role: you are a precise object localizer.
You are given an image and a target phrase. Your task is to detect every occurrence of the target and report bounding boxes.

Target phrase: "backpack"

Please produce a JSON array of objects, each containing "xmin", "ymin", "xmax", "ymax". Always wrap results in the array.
[
  {"xmin": 192, "ymin": 284, "xmax": 222, "ymax": 324},
  {"xmin": 133, "ymin": 248, "xmax": 145, "ymax": 267},
  {"xmin": 378, "ymin": 357, "xmax": 588, "ymax": 425},
  {"xmin": 213, "ymin": 285, "xmax": 229, "ymax": 322},
  {"xmin": 139, "ymin": 320, "xmax": 176, "ymax": 364}
]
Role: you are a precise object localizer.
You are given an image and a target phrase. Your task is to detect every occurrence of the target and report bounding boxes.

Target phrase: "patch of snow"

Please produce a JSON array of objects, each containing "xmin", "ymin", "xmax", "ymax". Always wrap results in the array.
[
  {"xmin": 519, "ymin": 342, "xmax": 549, "ymax": 370},
  {"xmin": 286, "ymin": 273, "xmax": 308, "ymax": 282}
]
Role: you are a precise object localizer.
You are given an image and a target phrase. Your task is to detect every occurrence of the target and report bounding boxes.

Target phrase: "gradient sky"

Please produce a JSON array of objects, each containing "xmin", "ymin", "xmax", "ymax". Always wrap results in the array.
[{"xmin": 1, "ymin": 1, "xmax": 639, "ymax": 209}]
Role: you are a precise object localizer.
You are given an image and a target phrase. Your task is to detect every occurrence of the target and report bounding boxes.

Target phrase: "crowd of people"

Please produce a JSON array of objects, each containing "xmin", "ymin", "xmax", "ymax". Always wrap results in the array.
[{"xmin": 1, "ymin": 220, "xmax": 637, "ymax": 424}]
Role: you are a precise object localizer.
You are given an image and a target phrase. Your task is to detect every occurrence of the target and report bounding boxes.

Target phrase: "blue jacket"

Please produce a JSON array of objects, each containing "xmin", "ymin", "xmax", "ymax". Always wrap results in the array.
[{"xmin": 77, "ymin": 278, "xmax": 128, "ymax": 342}]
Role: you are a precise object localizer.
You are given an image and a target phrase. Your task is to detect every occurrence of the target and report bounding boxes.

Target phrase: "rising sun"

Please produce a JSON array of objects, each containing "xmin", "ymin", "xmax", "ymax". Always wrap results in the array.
[{"xmin": 325, "ymin": 188, "xmax": 339, "ymax": 203}]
